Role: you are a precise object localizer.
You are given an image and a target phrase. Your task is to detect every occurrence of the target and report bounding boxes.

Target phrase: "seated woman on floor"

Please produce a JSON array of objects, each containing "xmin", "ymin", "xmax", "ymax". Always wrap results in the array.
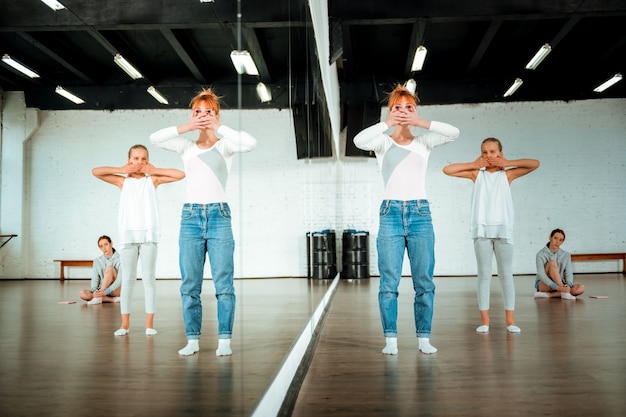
[
  {"xmin": 79, "ymin": 235, "xmax": 122, "ymax": 305},
  {"xmin": 535, "ymin": 228, "xmax": 585, "ymax": 300}
]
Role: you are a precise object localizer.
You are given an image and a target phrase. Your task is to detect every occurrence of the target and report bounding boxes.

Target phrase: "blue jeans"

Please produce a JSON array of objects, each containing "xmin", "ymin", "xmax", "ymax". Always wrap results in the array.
[
  {"xmin": 179, "ymin": 203, "xmax": 235, "ymax": 340},
  {"xmin": 377, "ymin": 200, "xmax": 435, "ymax": 338}
]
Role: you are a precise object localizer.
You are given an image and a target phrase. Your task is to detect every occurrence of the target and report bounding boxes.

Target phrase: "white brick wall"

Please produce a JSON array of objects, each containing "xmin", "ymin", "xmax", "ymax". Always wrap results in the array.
[{"xmin": 2, "ymin": 98, "xmax": 625, "ymax": 278}]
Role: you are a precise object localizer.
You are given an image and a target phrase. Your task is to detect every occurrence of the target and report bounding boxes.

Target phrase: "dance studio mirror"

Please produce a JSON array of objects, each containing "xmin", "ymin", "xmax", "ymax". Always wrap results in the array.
[
  {"xmin": 0, "ymin": 1, "xmax": 334, "ymax": 415},
  {"xmin": 227, "ymin": 0, "xmax": 335, "ymax": 410}
]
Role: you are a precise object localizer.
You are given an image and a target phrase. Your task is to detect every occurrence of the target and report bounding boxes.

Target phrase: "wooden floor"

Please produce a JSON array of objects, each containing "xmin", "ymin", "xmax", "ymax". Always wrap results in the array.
[{"xmin": 0, "ymin": 274, "xmax": 624, "ymax": 417}]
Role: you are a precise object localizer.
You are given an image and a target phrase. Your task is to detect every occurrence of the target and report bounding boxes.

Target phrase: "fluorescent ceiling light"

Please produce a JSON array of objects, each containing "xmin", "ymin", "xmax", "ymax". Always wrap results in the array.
[
  {"xmin": 525, "ymin": 44, "xmax": 551, "ymax": 70},
  {"xmin": 2, "ymin": 54, "xmax": 40, "ymax": 78},
  {"xmin": 593, "ymin": 73, "xmax": 623, "ymax": 93},
  {"xmin": 230, "ymin": 50, "xmax": 259, "ymax": 76},
  {"xmin": 113, "ymin": 54, "xmax": 143, "ymax": 79},
  {"xmin": 55, "ymin": 86, "xmax": 85, "ymax": 104},
  {"xmin": 404, "ymin": 78, "xmax": 417, "ymax": 95},
  {"xmin": 40, "ymin": 0, "xmax": 65, "ymax": 10},
  {"xmin": 503, "ymin": 78, "xmax": 523, "ymax": 97},
  {"xmin": 256, "ymin": 82, "xmax": 272, "ymax": 103},
  {"xmin": 199, "ymin": 0, "xmax": 215, "ymax": 2},
  {"xmin": 410, "ymin": 45, "xmax": 427, "ymax": 72},
  {"xmin": 147, "ymin": 86, "xmax": 169, "ymax": 105}
]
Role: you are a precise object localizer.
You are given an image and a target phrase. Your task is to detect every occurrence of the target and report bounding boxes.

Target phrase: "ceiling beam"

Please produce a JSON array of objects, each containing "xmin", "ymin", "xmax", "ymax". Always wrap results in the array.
[
  {"xmin": 549, "ymin": 15, "xmax": 581, "ymax": 49},
  {"xmin": 160, "ymin": 28, "xmax": 207, "ymax": 84},
  {"xmin": 468, "ymin": 18, "xmax": 503, "ymax": 71},
  {"xmin": 85, "ymin": 28, "xmax": 157, "ymax": 86},
  {"xmin": 339, "ymin": 11, "xmax": 626, "ymax": 26},
  {"xmin": 230, "ymin": 24, "xmax": 271, "ymax": 82},
  {"xmin": 17, "ymin": 32, "xmax": 95, "ymax": 84},
  {"xmin": 405, "ymin": 19, "xmax": 428, "ymax": 77}
]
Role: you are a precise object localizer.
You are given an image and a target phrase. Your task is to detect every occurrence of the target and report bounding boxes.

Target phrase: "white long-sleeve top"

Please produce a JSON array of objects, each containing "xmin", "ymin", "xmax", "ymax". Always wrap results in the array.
[
  {"xmin": 353, "ymin": 121, "xmax": 460, "ymax": 200},
  {"xmin": 150, "ymin": 125, "xmax": 257, "ymax": 204}
]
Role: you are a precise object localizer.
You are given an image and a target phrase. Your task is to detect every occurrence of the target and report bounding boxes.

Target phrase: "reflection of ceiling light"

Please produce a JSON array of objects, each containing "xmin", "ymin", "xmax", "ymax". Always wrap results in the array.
[
  {"xmin": 410, "ymin": 45, "xmax": 427, "ymax": 72},
  {"xmin": 404, "ymin": 78, "xmax": 417, "ymax": 95},
  {"xmin": 2, "ymin": 54, "xmax": 40, "ymax": 78},
  {"xmin": 593, "ymin": 73, "xmax": 623, "ymax": 93},
  {"xmin": 55, "ymin": 86, "xmax": 85, "ymax": 104},
  {"xmin": 113, "ymin": 54, "xmax": 143, "ymax": 79},
  {"xmin": 147, "ymin": 86, "xmax": 169, "ymax": 105},
  {"xmin": 230, "ymin": 50, "xmax": 259, "ymax": 75},
  {"xmin": 40, "ymin": 0, "xmax": 65, "ymax": 10},
  {"xmin": 503, "ymin": 78, "xmax": 523, "ymax": 97},
  {"xmin": 256, "ymin": 82, "xmax": 272, "ymax": 103},
  {"xmin": 525, "ymin": 44, "xmax": 551, "ymax": 70}
]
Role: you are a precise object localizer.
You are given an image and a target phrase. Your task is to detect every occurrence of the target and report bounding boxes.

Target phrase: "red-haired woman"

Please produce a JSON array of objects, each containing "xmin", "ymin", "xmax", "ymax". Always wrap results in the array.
[{"xmin": 354, "ymin": 85, "xmax": 460, "ymax": 355}]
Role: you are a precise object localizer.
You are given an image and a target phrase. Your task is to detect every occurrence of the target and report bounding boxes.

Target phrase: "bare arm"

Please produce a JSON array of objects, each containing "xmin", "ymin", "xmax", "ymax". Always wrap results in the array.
[
  {"xmin": 141, "ymin": 164, "xmax": 185, "ymax": 187},
  {"xmin": 92, "ymin": 164, "xmax": 134, "ymax": 188},
  {"xmin": 442, "ymin": 156, "xmax": 487, "ymax": 181},
  {"xmin": 488, "ymin": 157, "xmax": 539, "ymax": 183}
]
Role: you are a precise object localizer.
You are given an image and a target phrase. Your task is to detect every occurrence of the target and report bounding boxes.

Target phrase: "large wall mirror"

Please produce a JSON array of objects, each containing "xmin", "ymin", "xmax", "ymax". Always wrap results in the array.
[{"xmin": 0, "ymin": 0, "xmax": 332, "ymax": 415}]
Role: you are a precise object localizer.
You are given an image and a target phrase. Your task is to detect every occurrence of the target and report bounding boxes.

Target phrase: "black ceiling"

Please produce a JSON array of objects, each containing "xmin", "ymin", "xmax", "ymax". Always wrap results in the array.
[{"xmin": 1, "ymin": 0, "xmax": 625, "ymax": 111}]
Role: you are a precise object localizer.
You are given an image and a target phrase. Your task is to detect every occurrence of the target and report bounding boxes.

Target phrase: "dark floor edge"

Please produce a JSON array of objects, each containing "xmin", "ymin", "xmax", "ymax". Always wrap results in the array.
[
  {"xmin": 276, "ymin": 282, "xmax": 337, "ymax": 416},
  {"xmin": 249, "ymin": 273, "xmax": 341, "ymax": 417}
]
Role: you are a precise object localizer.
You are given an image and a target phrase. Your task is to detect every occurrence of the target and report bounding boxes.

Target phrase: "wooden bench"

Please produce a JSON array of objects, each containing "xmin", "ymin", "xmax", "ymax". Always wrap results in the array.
[
  {"xmin": 570, "ymin": 253, "xmax": 626, "ymax": 273},
  {"xmin": 0, "ymin": 234, "xmax": 17, "ymax": 250},
  {"xmin": 54, "ymin": 260, "xmax": 93, "ymax": 281}
]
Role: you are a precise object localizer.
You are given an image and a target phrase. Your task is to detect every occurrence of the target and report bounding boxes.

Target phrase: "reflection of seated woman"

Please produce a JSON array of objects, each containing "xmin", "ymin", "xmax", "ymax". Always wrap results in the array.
[
  {"xmin": 535, "ymin": 228, "xmax": 585, "ymax": 300},
  {"xmin": 79, "ymin": 235, "xmax": 122, "ymax": 305}
]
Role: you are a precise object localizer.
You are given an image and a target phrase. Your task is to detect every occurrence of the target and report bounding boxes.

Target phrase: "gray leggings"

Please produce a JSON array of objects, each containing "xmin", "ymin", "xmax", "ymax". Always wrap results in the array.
[
  {"xmin": 473, "ymin": 238, "xmax": 515, "ymax": 311},
  {"xmin": 120, "ymin": 242, "xmax": 158, "ymax": 315}
]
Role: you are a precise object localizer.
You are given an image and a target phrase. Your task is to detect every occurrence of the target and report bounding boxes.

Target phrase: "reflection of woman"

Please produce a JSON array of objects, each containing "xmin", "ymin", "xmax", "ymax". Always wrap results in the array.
[
  {"xmin": 535, "ymin": 228, "xmax": 585, "ymax": 299},
  {"xmin": 150, "ymin": 88, "xmax": 257, "ymax": 357},
  {"xmin": 79, "ymin": 235, "xmax": 122, "ymax": 304},
  {"xmin": 443, "ymin": 138, "xmax": 539, "ymax": 334},
  {"xmin": 354, "ymin": 85, "xmax": 460, "ymax": 355}
]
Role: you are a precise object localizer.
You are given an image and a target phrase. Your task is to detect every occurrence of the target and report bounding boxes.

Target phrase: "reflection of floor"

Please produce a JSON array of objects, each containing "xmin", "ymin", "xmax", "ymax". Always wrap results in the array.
[
  {"xmin": 0, "ymin": 274, "xmax": 624, "ymax": 417},
  {"xmin": 0, "ymin": 278, "xmax": 330, "ymax": 417},
  {"xmin": 293, "ymin": 274, "xmax": 626, "ymax": 417}
]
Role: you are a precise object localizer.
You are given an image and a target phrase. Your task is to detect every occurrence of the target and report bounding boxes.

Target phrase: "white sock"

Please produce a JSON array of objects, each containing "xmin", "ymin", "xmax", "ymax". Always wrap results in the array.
[
  {"xmin": 113, "ymin": 297, "xmax": 121, "ymax": 303},
  {"xmin": 145, "ymin": 328, "xmax": 157, "ymax": 336},
  {"xmin": 418, "ymin": 337, "xmax": 437, "ymax": 354},
  {"xmin": 507, "ymin": 325, "xmax": 521, "ymax": 333},
  {"xmin": 476, "ymin": 325, "xmax": 489, "ymax": 333},
  {"xmin": 534, "ymin": 292, "xmax": 549, "ymax": 298},
  {"xmin": 114, "ymin": 328, "xmax": 129, "ymax": 336},
  {"xmin": 216, "ymin": 339, "xmax": 232, "ymax": 356},
  {"xmin": 561, "ymin": 292, "xmax": 577, "ymax": 300},
  {"xmin": 381, "ymin": 337, "xmax": 398, "ymax": 355},
  {"xmin": 87, "ymin": 297, "xmax": 102, "ymax": 305},
  {"xmin": 178, "ymin": 340, "xmax": 199, "ymax": 356}
]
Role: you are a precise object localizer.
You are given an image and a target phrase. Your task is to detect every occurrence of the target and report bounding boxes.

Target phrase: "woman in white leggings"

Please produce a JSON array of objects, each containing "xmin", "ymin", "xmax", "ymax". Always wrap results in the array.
[
  {"xmin": 444, "ymin": 137, "xmax": 539, "ymax": 333},
  {"xmin": 93, "ymin": 144, "xmax": 184, "ymax": 336}
]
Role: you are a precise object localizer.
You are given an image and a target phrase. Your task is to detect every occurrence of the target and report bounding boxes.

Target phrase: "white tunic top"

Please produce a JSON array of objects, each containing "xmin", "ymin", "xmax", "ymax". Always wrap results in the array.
[
  {"xmin": 118, "ymin": 176, "xmax": 160, "ymax": 245},
  {"xmin": 469, "ymin": 169, "xmax": 514, "ymax": 243}
]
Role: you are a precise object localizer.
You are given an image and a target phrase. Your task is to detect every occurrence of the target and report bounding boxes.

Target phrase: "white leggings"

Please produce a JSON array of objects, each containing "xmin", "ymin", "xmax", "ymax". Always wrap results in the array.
[
  {"xmin": 473, "ymin": 238, "xmax": 515, "ymax": 311},
  {"xmin": 120, "ymin": 242, "xmax": 158, "ymax": 315}
]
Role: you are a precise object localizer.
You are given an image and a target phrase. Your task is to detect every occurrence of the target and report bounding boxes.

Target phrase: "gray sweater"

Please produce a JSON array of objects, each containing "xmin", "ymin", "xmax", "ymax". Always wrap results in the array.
[
  {"xmin": 91, "ymin": 250, "xmax": 122, "ymax": 295},
  {"xmin": 535, "ymin": 245, "xmax": 573, "ymax": 289}
]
